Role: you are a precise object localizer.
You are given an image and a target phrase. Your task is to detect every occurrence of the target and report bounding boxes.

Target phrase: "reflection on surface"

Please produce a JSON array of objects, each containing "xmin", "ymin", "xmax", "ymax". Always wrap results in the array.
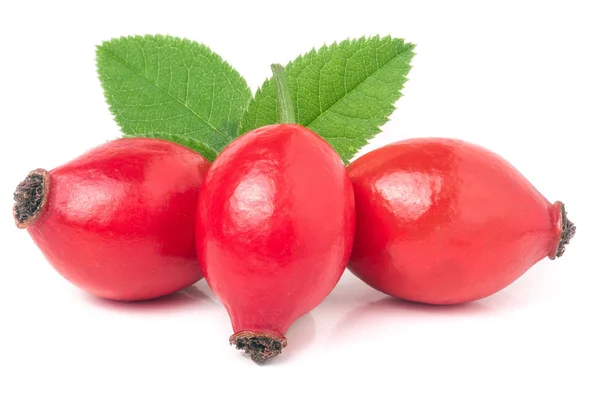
[
  {"xmin": 267, "ymin": 313, "xmax": 317, "ymax": 365},
  {"xmin": 331, "ymin": 297, "xmax": 490, "ymax": 343},
  {"xmin": 325, "ymin": 259, "xmax": 554, "ymax": 343},
  {"xmin": 84, "ymin": 281, "xmax": 217, "ymax": 313}
]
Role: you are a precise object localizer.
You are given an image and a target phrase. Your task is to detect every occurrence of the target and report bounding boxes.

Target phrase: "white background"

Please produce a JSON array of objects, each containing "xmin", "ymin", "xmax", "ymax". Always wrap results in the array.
[{"xmin": 1, "ymin": 1, "xmax": 598, "ymax": 399}]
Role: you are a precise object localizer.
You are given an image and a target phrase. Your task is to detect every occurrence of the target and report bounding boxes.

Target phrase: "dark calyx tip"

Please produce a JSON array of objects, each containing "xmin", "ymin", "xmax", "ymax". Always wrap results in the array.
[
  {"xmin": 13, "ymin": 169, "xmax": 49, "ymax": 229},
  {"xmin": 554, "ymin": 202, "xmax": 576, "ymax": 259},
  {"xmin": 229, "ymin": 331, "xmax": 287, "ymax": 364}
]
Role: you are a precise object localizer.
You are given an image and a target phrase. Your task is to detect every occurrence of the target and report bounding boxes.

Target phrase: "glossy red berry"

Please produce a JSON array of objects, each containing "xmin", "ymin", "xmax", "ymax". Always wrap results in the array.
[
  {"xmin": 196, "ymin": 124, "xmax": 355, "ymax": 363},
  {"xmin": 14, "ymin": 138, "xmax": 211, "ymax": 301},
  {"xmin": 347, "ymin": 138, "xmax": 575, "ymax": 305}
]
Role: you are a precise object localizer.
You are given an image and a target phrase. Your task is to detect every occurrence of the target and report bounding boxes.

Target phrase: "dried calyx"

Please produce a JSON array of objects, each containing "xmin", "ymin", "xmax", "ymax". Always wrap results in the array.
[
  {"xmin": 553, "ymin": 202, "xmax": 576, "ymax": 259},
  {"xmin": 14, "ymin": 169, "xmax": 49, "ymax": 229},
  {"xmin": 230, "ymin": 331, "xmax": 288, "ymax": 364}
]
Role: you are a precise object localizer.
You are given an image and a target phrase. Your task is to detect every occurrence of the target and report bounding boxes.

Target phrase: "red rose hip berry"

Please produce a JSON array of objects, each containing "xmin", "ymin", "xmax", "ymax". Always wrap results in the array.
[
  {"xmin": 196, "ymin": 124, "xmax": 355, "ymax": 363},
  {"xmin": 14, "ymin": 138, "xmax": 210, "ymax": 301},
  {"xmin": 348, "ymin": 138, "xmax": 575, "ymax": 305}
]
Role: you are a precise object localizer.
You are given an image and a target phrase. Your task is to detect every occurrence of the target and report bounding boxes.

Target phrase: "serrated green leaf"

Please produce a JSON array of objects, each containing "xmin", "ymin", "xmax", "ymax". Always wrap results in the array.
[
  {"xmin": 96, "ymin": 35, "xmax": 251, "ymax": 160},
  {"xmin": 240, "ymin": 36, "xmax": 415, "ymax": 164}
]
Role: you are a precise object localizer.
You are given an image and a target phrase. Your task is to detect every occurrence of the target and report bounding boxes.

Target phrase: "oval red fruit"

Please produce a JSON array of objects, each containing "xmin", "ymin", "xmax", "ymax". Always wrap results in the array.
[
  {"xmin": 348, "ymin": 138, "xmax": 575, "ymax": 305},
  {"xmin": 14, "ymin": 138, "xmax": 210, "ymax": 301},
  {"xmin": 196, "ymin": 124, "xmax": 355, "ymax": 363}
]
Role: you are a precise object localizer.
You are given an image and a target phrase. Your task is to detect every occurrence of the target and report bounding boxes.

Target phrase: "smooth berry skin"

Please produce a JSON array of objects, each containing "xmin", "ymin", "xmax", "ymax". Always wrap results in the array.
[
  {"xmin": 196, "ymin": 124, "xmax": 355, "ymax": 338},
  {"xmin": 348, "ymin": 138, "xmax": 565, "ymax": 305},
  {"xmin": 25, "ymin": 138, "xmax": 210, "ymax": 301}
]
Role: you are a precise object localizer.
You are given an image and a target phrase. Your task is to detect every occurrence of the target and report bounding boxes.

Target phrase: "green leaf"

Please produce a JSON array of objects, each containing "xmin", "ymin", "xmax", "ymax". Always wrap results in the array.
[
  {"xmin": 96, "ymin": 35, "xmax": 252, "ymax": 160},
  {"xmin": 240, "ymin": 36, "xmax": 415, "ymax": 164}
]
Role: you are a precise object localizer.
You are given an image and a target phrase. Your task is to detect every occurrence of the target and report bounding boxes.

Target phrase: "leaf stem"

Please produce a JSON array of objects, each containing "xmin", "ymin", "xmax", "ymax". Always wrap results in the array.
[{"xmin": 270, "ymin": 64, "xmax": 296, "ymax": 124}]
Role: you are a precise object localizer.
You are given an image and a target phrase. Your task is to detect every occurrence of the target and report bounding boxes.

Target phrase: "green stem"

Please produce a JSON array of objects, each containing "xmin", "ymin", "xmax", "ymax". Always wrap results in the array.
[{"xmin": 270, "ymin": 64, "xmax": 296, "ymax": 124}]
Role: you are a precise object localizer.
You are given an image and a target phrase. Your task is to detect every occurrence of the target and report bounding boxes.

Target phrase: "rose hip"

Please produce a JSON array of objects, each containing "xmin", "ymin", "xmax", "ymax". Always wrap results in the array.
[
  {"xmin": 196, "ymin": 124, "xmax": 355, "ymax": 363},
  {"xmin": 347, "ymin": 138, "xmax": 575, "ymax": 305},
  {"xmin": 14, "ymin": 138, "xmax": 210, "ymax": 301}
]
